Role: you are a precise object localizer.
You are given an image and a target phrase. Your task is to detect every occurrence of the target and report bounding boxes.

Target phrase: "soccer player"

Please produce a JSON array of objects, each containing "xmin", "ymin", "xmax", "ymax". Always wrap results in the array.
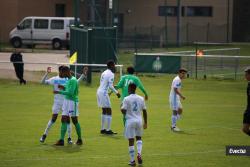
[
  {"xmin": 54, "ymin": 66, "xmax": 87, "ymax": 146},
  {"xmin": 169, "ymin": 68, "xmax": 187, "ymax": 132},
  {"xmin": 115, "ymin": 66, "xmax": 148, "ymax": 125},
  {"xmin": 242, "ymin": 67, "xmax": 250, "ymax": 136},
  {"xmin": 39, "ymin": 66, "xmax": 72, "ymax": 144},
  {"xmin": 97, "ymin": 60, "xmax": 120, "ymax": 135},
  {"xmin": 121, "ymin": 83, "xmax": 147, "ymax": 166}
]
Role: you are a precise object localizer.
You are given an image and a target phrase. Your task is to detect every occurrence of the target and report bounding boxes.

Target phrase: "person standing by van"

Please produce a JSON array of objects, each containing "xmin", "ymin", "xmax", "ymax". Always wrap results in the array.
[{"xmin": 10, "ymin": 49, "xmax": 26, "ymax": 85}]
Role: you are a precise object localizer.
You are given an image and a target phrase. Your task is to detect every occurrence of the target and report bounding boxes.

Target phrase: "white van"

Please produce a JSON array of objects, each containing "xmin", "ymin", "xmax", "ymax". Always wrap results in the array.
[{"xmin": 9, "ymin": 16, "xmax": 74, "ymax": 49}]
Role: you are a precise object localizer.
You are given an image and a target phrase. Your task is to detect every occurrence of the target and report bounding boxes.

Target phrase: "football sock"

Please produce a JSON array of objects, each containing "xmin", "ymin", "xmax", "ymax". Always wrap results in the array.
[
  {"xmin": 67, "ymin": 123, "xmax": 72, "ymax": 138},
  {"xmin": 129, "ymin": 146, "xmax": 135, "ymax": 162},
  {"xmin": 101, "ymin": 114, "xmax": 106, "ymax": 130},
  {"xmin": 172, "ymin": 115, "xmax": 177, "ymax": 127},
  {"xmin": 136, "ymin": 140, "xmax": 143, "ymax": 155},
  {"xmin": 75, "ymin": 122, "xmax": 82, "ymax": 140},
  {"xmin": 247, "ymin": 131, "xmax": 250, "ymax": 136},
  {"xmin": 106, "ymin": 115, "xmax": 112, "ymax": 131},
  {"xmin": 60, "ymin": 122, "xmax": 67, "ymax": 140},
  {"xmin": 44, "ymin": 119, "xmax": 54, "ymax": 135}
]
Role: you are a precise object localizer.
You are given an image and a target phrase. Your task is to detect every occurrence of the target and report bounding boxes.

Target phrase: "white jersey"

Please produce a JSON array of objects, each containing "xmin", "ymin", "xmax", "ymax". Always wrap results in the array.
[
  {"xmin": 45, "ymin": 76, "xmax": 68, "ymax": 102},
  {"xmin": 97, "ymin": 69, "xmax": 118, "ymax": 94},
  {"xmin": 122, "ymin": 94, "xmax": 146, "ymax": 122},
  {"xmin": 169, "ymin": 75, "xmax": 182, "ymax": 101}
]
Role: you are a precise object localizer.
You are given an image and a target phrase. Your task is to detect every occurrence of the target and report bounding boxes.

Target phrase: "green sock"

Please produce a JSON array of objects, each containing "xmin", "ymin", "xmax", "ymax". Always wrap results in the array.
[
  {"xmin": 75, "ymin": 123, "xmax": 82, "ymax": 140},
  {"xmin": 60, "ymin": 122, "xmax": 67, "ymax": 140}
]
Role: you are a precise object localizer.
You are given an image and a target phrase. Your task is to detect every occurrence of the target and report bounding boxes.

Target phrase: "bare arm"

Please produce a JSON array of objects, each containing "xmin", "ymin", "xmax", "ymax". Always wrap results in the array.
[
  {"xmin": 174, "ymin": 88, "xmax": 185, "ymax": 100},
  {"xmin": 142, "ymin": 109, "xmax": 147, "ymax": 129}
]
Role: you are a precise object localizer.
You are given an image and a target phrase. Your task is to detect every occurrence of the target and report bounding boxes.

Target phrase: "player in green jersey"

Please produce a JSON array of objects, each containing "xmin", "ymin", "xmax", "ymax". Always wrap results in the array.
[
  {"xmin": 54, "ymin": 66, "xmax": 87, "ymax": 146},
  {"xmin": 115, "ymin": 66, "xmax": 148, "ymax": 125}
]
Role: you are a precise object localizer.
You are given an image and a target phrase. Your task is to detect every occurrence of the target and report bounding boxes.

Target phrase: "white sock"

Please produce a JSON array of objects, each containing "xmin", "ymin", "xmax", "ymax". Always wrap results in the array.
[
  {"xmin": 129, "ymin": 146, "xmax": 135, "ymax": 162},
  {"xmin": 101, "ymin": 114, "xmax": 106, "ymax": 130},
  {"xmin": 177, "ymin": 114, "xmax": 181, "ymax": 120},
  {"xmin": 171, "ymin": 115, "xmax": 177, "ymax": 127},
  {"xmin": 136, "ymin": 140, "xmax": 143, "ymax": 155},
  {"xmin": 67, "ymin": 123, "xmax": 72, "ymax": 138},
  {"xmin": 44, "ymin": 120, "xmax": 54, "ymax": 135},
  {"xmin": 106, "ymin": 115, "xmax": 112, "ymax": 131}
]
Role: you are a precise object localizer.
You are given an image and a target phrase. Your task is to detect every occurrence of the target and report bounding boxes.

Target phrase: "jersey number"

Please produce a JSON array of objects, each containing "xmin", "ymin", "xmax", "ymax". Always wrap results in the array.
[{"xmin": 132, "ymin": 101, "xmax": 138, "ymax": 112}]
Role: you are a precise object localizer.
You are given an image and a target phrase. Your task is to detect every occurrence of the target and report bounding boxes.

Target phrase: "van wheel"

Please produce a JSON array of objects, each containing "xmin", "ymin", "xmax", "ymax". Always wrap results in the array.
[
  {"xmin": 52, "ymin": 39, "xmax": 62, "ymax": 50},
  {"xmin": 11, "ymin": 37, "xmax": 22, "ymax": 48}
]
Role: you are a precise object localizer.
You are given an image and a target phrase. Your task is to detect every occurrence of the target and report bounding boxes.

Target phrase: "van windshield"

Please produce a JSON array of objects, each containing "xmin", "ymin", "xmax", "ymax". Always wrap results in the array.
[{"xmin": 19, "ymin": 19, "xmax": 32, "ymax": 29}]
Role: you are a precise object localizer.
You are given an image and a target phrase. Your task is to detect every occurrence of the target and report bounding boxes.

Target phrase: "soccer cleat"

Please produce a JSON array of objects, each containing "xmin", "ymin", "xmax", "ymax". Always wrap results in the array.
[
  {"xmin": 67, "ymin": 137, "xmax": 73, "ymax": 145},
  {"xmin": 76, "ymin": 139, "xmax": 83, "ymax": 145},
  {"xmin": 105, "ymin": 130, "xmax": 117, "ymax": 135},
  {"xmin": 100, "ymin": 129, "xmax": 106, "ymax": 134},
  {"xmin": 40, "ymin": 134, "xmax": 46, "ymax": 143},
  {"xmin": 128, "ymin": 160, "xmax": 136, "ymax": 166},
  {"xmin": 54, "ymin": 139, "xmax": 64, "ymax": 146},
  {"xmin": 137, "ymin": 154, "xmax": 143, "ymax": 165},
  {"xmin": 171, "ymin": 126, "xmax": 181, "ymax": 132}
]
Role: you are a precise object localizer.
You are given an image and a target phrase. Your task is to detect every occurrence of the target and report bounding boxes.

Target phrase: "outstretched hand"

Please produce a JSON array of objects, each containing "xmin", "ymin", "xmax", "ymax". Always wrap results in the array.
[
  {"xmin": 47, "ymin": 67, "xmax": 52, "ymax": 73},
  {"xmin": 83, "ymin": 66, "xmax": 88, "ymax": 75}
]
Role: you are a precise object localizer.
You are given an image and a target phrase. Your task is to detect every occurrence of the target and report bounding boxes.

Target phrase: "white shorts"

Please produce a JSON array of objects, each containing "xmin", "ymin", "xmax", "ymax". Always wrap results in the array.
[
  {"xmin": 169, "ymin": 98, "xmax": 182, "ymax": 111},
  {"xmin": 125, "ymin": 120, "xmax": 143, "ymax": 139},
  {"xmin": 62, "ymin": 99, "xmax": 79, "ymax": 117},
  {"xmin": 97, "ymin": 91, "xmax": 111, "ymax": 108},
  {"xmin": 52, "ymin": 101, "xmax": 63, "ymax": 114}
]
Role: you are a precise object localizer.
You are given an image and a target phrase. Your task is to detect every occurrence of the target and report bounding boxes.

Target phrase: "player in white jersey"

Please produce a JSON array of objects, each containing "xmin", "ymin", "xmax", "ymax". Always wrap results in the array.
[
  {"xmin": 169, "ymin": 68, "xmax": 187, "ymax": 132},
  {"xmin": 97, "ymin": 60, "xmax": 120, "ymax": 135},
  {"xmin": 121, "ymin": 83, "xmax": 147, "ymax": 166},
  {"xmin": 40, "ymin": 66, "xmax": 86, "ymax": 143}
]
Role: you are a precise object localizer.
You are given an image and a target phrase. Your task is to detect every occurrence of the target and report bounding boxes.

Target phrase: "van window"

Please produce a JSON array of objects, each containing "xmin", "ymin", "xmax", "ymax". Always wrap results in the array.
[
  {"xmin": 51, "ymin": 20, "xmax": 64, "ymax": 29},
  {"xmin": 34, "ymin": 19, "xmax": 49, "ymax": 29},
  {"xmin": 20, "ymin": 19, "xmax": 32, "ymax": 29}
]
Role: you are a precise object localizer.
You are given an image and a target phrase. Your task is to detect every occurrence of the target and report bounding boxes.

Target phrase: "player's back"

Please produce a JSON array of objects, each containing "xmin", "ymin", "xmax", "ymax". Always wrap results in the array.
[
  {"xmin": 98, "ymin": 69, "xmax": 114, "ymax": 93},
  {"xmin": 123, "ymin": 94, "xmax": 146, "ymax": 122}
]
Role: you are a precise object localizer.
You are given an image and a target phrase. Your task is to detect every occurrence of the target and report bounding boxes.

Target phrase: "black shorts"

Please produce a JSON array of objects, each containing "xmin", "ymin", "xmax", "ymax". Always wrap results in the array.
[{"xmin": 243, "ymin": 111, "xmax": 250, "ymax": 124}]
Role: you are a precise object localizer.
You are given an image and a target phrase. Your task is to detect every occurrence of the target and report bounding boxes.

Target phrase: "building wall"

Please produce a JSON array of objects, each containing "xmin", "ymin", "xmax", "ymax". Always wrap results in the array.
[
  {"xmin": 117, "ymin": 0, "xmax": 233, "ymax": 43},
  {"xmin": 0, "ymin": 0, "xmax": 76, "ymax": 43}
]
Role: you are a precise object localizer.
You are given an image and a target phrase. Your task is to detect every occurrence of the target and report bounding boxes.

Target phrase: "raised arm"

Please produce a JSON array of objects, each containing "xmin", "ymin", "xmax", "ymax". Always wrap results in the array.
[
  {"xmin": 41, "ymin": 67, "xmax": 51, "ymax": 84},
  {"xmin": 77, "ymin": 67, "xmax": 88, "ymax": 83}
]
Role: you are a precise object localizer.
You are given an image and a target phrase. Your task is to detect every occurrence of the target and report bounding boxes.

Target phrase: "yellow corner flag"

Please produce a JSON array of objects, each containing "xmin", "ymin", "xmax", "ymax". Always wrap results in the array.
[{"xmin": 69, "ymin": 52, "xmax": 77, "ymax": 64}]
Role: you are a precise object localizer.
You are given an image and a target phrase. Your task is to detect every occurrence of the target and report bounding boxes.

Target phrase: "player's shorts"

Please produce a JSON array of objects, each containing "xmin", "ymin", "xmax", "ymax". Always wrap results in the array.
[
  {"xmin": 169, "ymin": 97, "xmax": 182, "ymax": 111},
  {"xmin": 125, "ymin": 120, "xmax": 143, "ymax": 139},
  {"xmin": 97, "ymin": 91, "xmax": 111, "ymax": 108},
  {"xmin": 243, "ymin": 110, "xmax": 250, "ymax": 124},
  {"xmin": 52, "ymin": 101, "xmax": 63, "ymax": 114},
  {"xmin": 62, "ymin": 99, "xmax": 79, "ymax": 117}
]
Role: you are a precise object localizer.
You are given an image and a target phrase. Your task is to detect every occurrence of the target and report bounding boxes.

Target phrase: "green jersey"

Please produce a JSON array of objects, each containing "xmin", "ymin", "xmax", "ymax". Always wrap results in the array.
[
  {"xmin": 59, "ymin": 76, "xmax": 79, "ymax": 102},
  {"xmin": 115, "ymin": 74, "xmax": 148, "ymax": 100}
]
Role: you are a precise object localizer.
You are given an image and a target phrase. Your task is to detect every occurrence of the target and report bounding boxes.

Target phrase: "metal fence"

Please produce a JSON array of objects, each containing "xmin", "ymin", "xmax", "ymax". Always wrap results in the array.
[{"xmin": 118, "ymin": 23, "xmax": 229, "ymax": 51}]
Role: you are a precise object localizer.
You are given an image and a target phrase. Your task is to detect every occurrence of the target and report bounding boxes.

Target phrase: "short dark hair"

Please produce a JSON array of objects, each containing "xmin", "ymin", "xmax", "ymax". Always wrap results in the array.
[
  {"xmin": 129, "ymin": 83, "xmax": 137, "ymax": 91},
  {"xmin": 107, "ymin": 60, "xmax": 115, "ymax": 68},
  {"xmin": 127, "ymin": 66, "xmax": 135, "ymax": 74},
  {"xmin": 61, "ymin": 66, "xmax": 70, "ymax": 73},
  {"xmin": 58, "ymin": 65, "xmax": 64, "ymax": 72},
  {"xmin": 179, "ymin": 68, "xmax": 188, "ymax": 73},
  {"xmin": 244, "ymin": 67, "xmax": 250, "ymax": 74}
]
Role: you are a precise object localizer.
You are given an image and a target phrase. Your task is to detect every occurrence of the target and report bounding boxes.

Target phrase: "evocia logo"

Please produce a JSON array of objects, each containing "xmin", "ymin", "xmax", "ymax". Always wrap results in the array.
[
  {"xmin": 229, "ymin": 149, "xmax": 246, "ymax": 154},
  {"xmin": 152, "ymin": 56, "xmax": 162, "ymax": 72}
]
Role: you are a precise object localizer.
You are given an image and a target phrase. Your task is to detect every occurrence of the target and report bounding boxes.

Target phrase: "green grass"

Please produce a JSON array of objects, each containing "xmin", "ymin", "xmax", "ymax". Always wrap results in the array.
[{"xmin": 0, "ymin": 74, "xmax": 249, "ymax": 167}]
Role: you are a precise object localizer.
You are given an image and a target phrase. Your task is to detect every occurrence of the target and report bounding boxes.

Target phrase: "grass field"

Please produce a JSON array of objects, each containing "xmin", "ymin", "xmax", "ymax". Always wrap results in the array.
[{"xmin": 0, "ymin": 74, "xmax": 249, "ymax": 167}]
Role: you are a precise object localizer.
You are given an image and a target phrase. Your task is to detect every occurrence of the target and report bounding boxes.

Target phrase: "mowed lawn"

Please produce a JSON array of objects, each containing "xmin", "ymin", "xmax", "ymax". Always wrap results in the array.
[{"xmin": 0, "ymin": 75, "xmax": 249, "ymax": 167}]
